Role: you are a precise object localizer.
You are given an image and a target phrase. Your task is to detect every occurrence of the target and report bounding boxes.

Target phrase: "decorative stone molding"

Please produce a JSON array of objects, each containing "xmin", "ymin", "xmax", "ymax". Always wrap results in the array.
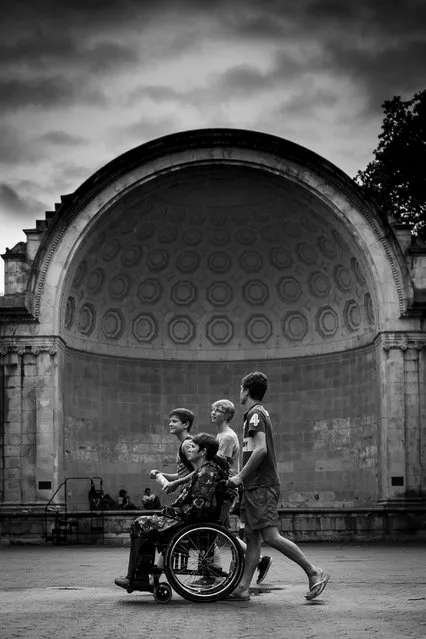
[
  {"xmin": 0, "ymin": 339, "xmax": 63, "ymax": 358},
  {"xmin": 377, "ymin": 333, "xmax": 426, "ymax": 352},
  {"xmin": 382, "ymin": 340, "xmax": 409, "ymax": 351}
]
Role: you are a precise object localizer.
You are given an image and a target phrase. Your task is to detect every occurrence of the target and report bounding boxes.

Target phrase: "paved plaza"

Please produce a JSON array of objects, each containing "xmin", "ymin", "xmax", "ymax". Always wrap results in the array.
[{"xmin": 1, "ymin": 541, "xmax": 426, "ymax": 639}]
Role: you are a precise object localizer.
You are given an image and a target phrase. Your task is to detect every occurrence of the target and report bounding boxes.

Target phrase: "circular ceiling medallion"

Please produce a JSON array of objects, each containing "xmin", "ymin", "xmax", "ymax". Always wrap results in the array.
[
  {"xmin": 78, "ymin": 303, "xmax": 95, "ymax": 335},
  {"xmin": 206, "ymin": 282, "xmax": 233, "ymax": 306},
  {"xmin": 315, "ymin": 306, "xmax": 338, "ymax": 338},
  {"xmin": 261, "ymin": 225, "xmax": 279, "ymax": 242},
  {"xmin": 158, "ymin": 227, "xmax": 178, "ymax": 243},
  {"xmin": 365, "ymin": 293, "xmax": 375, "ymax": 324},
  {"xmin": 239, "ymin": 251, "xmax": 263, "ymax": 273},
  {"xmin": 184, "ymin": 229, "xmax": 203, "ymax": 246},
  {"xmin": 297, "ymin": 243, "xmax": 318, "ymax": 265},
  {"xmin": 277, "ymin": 277, "xmax": 302, "ymax": 302},
  {"xmin": 270, "ymin": 247, "xmax": 292, "ymax": 270},
  {"xmin": 334, "ymin": 265, "xmax": 352, "ymax": 292},
  {"xmin": 344, "ymin": 300, "xmax": 361, "ymax": 331},
  {"xmin": 206, "ymin": 316, "xmax": 234, "ymax": 345},
  {"xmin": 189, "ymin": 211, "xmax": 206, "ymax": 225},
  {"xmin": 102, "ymin": 309, "xmax": 124, "ymax": 340},
  {"xmin": 282, "ymin": 311, "xmax": 308, "ymax": 342},
  {"xmin": 146, "ymin": 249, "xmax": 169, "ymax": 271},
  {"xmin": 209, "ymin": 229, "xmax": 230, "ymax": 246},
  {"xmin": 351, "ymin": 257, "xmax": 366, "ymax": 286},
  {"xmin": 168, "ymin": 316, "xmax": 196, "ymax": 344},
  {"xmin": 208, "ymin": 252, "xmax": 231, "ymax": 273},
  {"xmin": 243, "ymin": 280, "xmax": 269, "ymax": 305},
  {"xmin": 176, "ymin": 251, "xmax": 200, "ymax": 273},
  {"xmin": 318, "ymin": 236, "xmax": 338, "ymax": 259},
  {"xmin": 64, "ymin": 296, "xmax": 75, "ymax": 329},
  {"xmin": 237, "ymin": 228, "xmax": 256, "ymax": 245},
  {"xmin": 109, "ymin": 274, "xmax": 130, "ymax": 299},
  {"xmin": 86, "ymin": 267, "xmax": 105, "ymax": 295},
  {"xmin": 171, "ymin": 281, "xmax": 197, "ymax": 305},
  {"xmin": 132, "ymin": 313, "xmax": 158, "ymax": 342},
  {"xmin": 308, "ymin": 271, "xmax": 331, "ymax": 298},
  {"xmin": 72, "ymin": 261, "xmax": 86, "ymax": 289},
  {"xmin": 121, "ymin": 245, "xmax": 143, "ymax": 267},
  {"xmin": 246, "ymin": 314, "xmax": 273, "ymax": 344},
  {"xmin": 101, "ymin": 239, "xmax": 121, "ymax": 262},
  {"xmin": 137, "ymin": 278, "xmax": 163, "ymax": 304}
]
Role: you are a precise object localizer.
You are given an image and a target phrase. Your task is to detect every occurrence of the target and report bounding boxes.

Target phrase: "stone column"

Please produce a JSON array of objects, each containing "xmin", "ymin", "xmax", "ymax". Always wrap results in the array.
[
  {"xmin": 377, "ymin": 334, "xmax": 426, "ymax": 502},
  {"xmin": 419, "ymin": 346, "xmax": 426, "ymax": 494},
  {"xmin": 404, "ymin": 343, "xmax": 423, "ymax": 496},
  {"xmin": 378, "ymin": 338, "xmax": 407, "ymax": 500},
  {"xmin": 0, "ymin": 340, "xmax": 64, "ymax": 508}
]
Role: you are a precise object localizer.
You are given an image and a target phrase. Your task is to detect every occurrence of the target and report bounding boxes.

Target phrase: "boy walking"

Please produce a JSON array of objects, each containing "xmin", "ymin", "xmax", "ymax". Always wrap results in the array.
[
  {"xmin": 228, "ymin": 372, "xmax": 330, "ymax": 601},
  {"xmin": 211, "ymin": 398, "xmax": 272, "ymax": 585}
]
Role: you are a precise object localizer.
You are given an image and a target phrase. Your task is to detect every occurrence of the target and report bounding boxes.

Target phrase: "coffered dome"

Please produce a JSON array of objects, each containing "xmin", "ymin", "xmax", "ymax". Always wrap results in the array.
[{"xmin": 61, "ymin": 164, "xmax": 376, "ymax": 360}]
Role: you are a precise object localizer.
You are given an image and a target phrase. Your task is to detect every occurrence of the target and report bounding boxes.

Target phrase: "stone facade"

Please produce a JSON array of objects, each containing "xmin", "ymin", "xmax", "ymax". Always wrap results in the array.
[{"xmin": 1, "ymin": 129, "xmax": 425, "ymax": 540}]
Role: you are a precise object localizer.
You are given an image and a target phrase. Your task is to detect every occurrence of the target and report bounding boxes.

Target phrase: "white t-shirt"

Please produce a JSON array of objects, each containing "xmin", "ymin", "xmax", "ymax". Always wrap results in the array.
[{"xmin": 217, "ymin": 426, "xmax": 240, "ymax": 475}]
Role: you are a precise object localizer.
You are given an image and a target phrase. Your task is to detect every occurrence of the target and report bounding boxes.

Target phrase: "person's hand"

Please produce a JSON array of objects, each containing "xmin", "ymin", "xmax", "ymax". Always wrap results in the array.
[
  {"xmin": 150, "ymin": 469, "xmax": 159, "ymax": 478},
  {"xmin": 227, "ymin": 475, "xmax": 243, "ymax": 488},
  {"xmin": 164, "ymin": 480, "xmax": 178, "ymax": 494}
]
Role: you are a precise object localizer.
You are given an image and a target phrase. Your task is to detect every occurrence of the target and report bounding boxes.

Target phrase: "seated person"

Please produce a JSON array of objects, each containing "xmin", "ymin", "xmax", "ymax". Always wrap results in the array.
[
  {"xmin": 142, "ymin": 488, "xmax": 161, "ymax": 510},
  {"xmin": 114, "ymin": 433, "xmax": 229, "ymax": 590},
  {"xmin": 118, "ymin": 489, "xmax": 136, "ymax": 510}
]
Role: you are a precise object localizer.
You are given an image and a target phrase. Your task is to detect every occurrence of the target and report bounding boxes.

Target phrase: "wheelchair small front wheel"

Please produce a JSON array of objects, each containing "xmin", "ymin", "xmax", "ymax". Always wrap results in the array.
[
  {"xmin": 164, "ymin": 523, "xmax": 244, "ymax": 603},
  {"xmin": 153, "ymin": 582, "xmax": 172, "ymax": 604}
]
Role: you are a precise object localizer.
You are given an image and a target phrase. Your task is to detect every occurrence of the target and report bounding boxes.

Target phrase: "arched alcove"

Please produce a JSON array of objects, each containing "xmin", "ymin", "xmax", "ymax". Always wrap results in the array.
[{"xmin": 5, "ymin": 129, "xmax": 418, "ymax": 513}]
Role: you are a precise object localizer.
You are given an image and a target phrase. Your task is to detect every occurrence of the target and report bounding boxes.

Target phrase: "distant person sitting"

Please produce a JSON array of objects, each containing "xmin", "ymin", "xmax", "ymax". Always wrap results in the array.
[
  {"xmin": 142, "ymin": 488, "xmax": 161, "ymax": 510},
  {"xmin": 118, "ymin": 489, "xmax": 136, "ymax": 510},
  {"xmin": 88, "ymin": 485, "xmax": 103, "ymax": 510},
  {"xmin": 100, "ymin": 493, "xmax": 119, "ymax": 510}
]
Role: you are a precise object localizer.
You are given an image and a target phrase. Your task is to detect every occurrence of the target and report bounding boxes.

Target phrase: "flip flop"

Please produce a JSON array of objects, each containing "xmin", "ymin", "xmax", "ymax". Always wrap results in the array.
[{"xmin": 305, "ymin": 572, "xmax": 330, "ymax": 601}]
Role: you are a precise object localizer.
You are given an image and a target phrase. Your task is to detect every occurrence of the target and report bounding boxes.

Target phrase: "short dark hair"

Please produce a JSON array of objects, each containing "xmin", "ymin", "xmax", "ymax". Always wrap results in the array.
[
  {"xmin": 241, "ymin": 371, "xmax": 268, "ymax": 401},
  {"xmin": 169, "ymin": 408, "xmax": 194, "ymax": 432},
  {"xmin": 192, "ymin": 432, "xmax": 219, "ymax": 460}
]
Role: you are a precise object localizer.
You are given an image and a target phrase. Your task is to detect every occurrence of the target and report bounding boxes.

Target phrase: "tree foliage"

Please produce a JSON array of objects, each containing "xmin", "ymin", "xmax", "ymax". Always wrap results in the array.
[{"xmin": 355, "ymin": 89, "xmax": 426, "ymax": 239}]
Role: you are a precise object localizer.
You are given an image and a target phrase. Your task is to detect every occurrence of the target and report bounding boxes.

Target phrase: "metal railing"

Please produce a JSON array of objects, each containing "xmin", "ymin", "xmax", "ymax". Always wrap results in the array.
[{"xmin": 44, "ymin": 476, "xmax": 103, "ymax": 544}]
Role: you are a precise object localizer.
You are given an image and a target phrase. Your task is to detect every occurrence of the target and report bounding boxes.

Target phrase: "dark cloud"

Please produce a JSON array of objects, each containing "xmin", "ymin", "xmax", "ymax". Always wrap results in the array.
[
  {"xmin": 108, "ymin": 114, "xmax": 182, "ymax": 147},
  {"xmin": 0, "ymin": 77, "xmax": 106, "ymax": 112},
  {"xmin": 0, "ymin": 183, "xmax": 47, "ymax": 220},
  {"xmin": 128, "ymin": 59, "xmax": 303, "ymax": 109},
  {"xmin": 0, "ymin": 35, "xmax": 139, "ymax": 75},
  {"xmin": 37, "ymin": 131, "xmax": 87, "ymax": 146},
  {"xmin": 0, "ymin": 126, "xmax": 41, "ymax": 165}
]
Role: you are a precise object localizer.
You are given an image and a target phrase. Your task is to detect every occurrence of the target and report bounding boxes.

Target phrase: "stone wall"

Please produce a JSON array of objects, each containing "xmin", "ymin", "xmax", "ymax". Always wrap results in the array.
[
  {"xmin": 63, "ymin": 343, "xmax": 378, "ymax": 510},
  {"xmin": 2, "ymin": 507, "xmax": 425, "ymax": 546}
]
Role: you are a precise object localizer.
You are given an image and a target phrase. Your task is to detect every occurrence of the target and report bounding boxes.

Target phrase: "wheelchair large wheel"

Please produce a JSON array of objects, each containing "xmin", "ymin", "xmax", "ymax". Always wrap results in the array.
[{"xmin": 163, "ymin": 523, "xmax": 244, "ymax": 603}]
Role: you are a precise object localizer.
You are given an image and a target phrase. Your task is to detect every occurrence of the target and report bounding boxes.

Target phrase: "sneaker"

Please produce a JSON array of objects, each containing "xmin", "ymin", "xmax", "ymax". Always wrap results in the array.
[{"xmin": 256, "ymin": 556, "xmax": 272, "ymax": 584}]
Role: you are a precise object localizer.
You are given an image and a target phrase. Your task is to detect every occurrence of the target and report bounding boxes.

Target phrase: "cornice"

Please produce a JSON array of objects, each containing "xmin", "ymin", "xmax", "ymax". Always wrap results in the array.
[
  {"xmin": 0, "ymin": 336, "xmax": 66, "ymax": 358},
  {"xmin": 375, "ymin": 332, "xmax": 426, "ymax": 351}
]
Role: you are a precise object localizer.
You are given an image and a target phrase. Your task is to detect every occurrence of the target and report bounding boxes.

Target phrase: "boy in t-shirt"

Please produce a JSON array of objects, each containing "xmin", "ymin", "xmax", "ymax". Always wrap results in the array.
[
  {"xmin": 228, "ymin": 372, "xmax": 330, "ymax": 602},
  {"xmin": 211, "ymin": 398, "xmax": 272, "ymax": 585}
]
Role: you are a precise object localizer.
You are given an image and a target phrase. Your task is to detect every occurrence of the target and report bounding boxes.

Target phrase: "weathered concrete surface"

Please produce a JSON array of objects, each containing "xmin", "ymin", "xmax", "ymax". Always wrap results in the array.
[{"xmin": 1, "ymin": 542, "xmax": 425, "ymax": 638}]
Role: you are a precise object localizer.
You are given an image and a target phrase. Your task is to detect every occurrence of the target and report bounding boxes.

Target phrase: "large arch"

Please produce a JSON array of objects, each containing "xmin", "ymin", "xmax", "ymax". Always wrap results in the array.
[{"xmin": 1, "ymin": 129, "xmax": 425, "ymax": 533}]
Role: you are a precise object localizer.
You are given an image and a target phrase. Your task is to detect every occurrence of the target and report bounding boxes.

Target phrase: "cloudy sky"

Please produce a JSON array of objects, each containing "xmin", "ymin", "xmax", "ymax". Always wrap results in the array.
[{"xmin": 1, "ymin": 0, "xmax": 425, "ymax": 293}]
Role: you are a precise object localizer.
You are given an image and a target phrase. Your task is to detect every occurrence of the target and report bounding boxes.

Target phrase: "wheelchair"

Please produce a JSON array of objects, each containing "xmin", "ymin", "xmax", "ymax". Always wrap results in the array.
[{"xmin": 123, "ymin": 519, "xmax": 244, "ymax": 604}]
